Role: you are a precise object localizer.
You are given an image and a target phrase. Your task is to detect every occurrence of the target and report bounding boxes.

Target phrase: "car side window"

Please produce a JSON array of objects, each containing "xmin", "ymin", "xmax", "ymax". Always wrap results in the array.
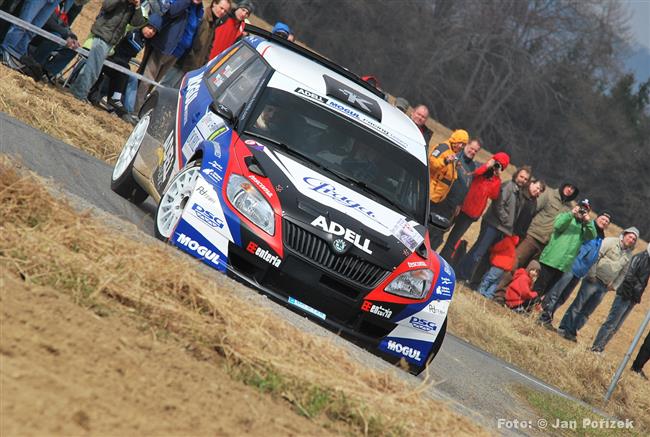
[
  {"xmin": 216, "ymin": 59, "xmax": 268, "ymax": 116},
  {"xmin": 206, "ymin": 45, "xmax": 256, "ymax": 97}
]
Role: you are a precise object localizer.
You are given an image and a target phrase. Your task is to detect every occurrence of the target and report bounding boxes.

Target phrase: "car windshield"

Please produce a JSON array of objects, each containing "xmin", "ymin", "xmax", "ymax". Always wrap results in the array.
[{"xmin": 245, "ymin": 87, "xmax": 428, "ymax": 223}]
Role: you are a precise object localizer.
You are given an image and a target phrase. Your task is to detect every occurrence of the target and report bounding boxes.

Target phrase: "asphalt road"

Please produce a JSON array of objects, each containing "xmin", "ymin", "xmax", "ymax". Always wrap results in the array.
[{"xmin": 1, "ymin": 112, "xmax": 595, "ymax": 434}]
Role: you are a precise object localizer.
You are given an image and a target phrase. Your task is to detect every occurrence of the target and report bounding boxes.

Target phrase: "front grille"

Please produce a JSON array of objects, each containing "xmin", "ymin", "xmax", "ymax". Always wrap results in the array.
[{"xmin": 283, "ymin": 220, "xmax": 390, "ymax": 288}]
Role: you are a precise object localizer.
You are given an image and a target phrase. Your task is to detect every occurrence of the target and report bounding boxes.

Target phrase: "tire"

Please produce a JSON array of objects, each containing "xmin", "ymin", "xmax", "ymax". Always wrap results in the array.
[
  {"xmin": 154, "ymin": 161, "xmax": 202, "ymax": 241},
  {"xmin": 411, "ymin": 318, "xmax": 447, "ymax": 376},
  {"xmin": 111, "ymin": 111, "xmax": 152, "ymax": 204}
]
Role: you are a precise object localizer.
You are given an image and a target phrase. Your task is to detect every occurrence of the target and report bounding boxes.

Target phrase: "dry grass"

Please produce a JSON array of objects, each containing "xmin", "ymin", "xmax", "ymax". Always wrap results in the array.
[
  {"xmin": 0, "ymin": 156, "xmax": 486, "ymax": 436},
  {"xmin": 448, "ymin": 286, "xmax": 650, "ymax": 433}
]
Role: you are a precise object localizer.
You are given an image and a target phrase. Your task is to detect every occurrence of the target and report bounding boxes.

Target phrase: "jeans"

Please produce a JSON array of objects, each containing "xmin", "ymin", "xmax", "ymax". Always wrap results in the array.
[
  {"xmin": 439, "ymin": 212, "xmax": 475, "ymax": 261},
  {"xmin": 124, "ymin": 75, "xmax": 138, "ymax": 113},
  {"xmin": 591, "ymin": 295, "xmax": 635, "ymax": 351},
  {"xmin": 539, "ymin": 270, "xmax": 580, "ymax": 323},
  {"xmin": 559, "ymin": 277, "xmax": 608, "ymax": 336},
  {"xmin": 160, "ymin": 63, "xmax": 185, "ymax": 88},
  {"xmin": 533, "ymin": 263, "xmax": 564, "ymax": 296},
  {"xmin": 1, "ymin": 0, "xmax": 58, "ymax": 57},
  {"xmin": 456, "ymin": 220, "xmax": 502, "ymax": 281},
  {"xmin": 478, "ymin": 266, "xmax": 504, "ymax": 299},
  {"xmin": 70, "ymin": 37, "xmax": 111, "ymax": 100}
]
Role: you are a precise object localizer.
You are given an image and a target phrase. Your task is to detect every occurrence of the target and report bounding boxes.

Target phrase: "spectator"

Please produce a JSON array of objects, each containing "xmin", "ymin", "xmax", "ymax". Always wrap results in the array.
[
  {"xmin": 591, "ymin": 244, "xmax": 649, "ymax": 352},
  {"xmin": 30, "ymin": 0, "xmax": 87, "ymax": 80},
  {"xmin": 136, "ymin": 0, "xmax": 204, "ymax": 110},
  {"xmin": 631, "ymin": 331, "xmax": 650, "ymax": 379},
  {"xmin": 0, "ymin": 0, "xmax": 24, "ymax": 42},
  {"xmin": 1, "ymin": 0, "xmax": 59, "ymax": 66},
  {"xmin": 394, "ymin": 96, "xmax": 409, "ymax": 114},
  {"xmin": 429, "ymin": 138, "xmax": 482, "ymax": 249},
  {"xmin": 409, "ymin": 104, "xmax": 433, "ymax": 145},
  {"xmin": 271, "ymin": 21, "xmax": 292, "ymax": 40},
  {"xmin": 477, "ymin": 234, "xmax": 519, "ymax": 299},
  {"xmin": 505, "ymin": 260, "xmax": 541, "ymax": 312},
  {"xmin": 516, "ymin": 182, "xmax": 579, "ymax": 269},
  {"xmin": 537, "ymin": 211, "xmax": 611, "ymax": 328},
  {"xmin": 533, "ymin": 201, "xmax": 597, "ymax": 296},
  {"xmin": 160, "ymin": 0, "xmax": 231, "ymax": 88},
  {"xmin": 70, "ymin": 0, "xmax": 145, "ymax": 101},
  {"xmin": 558, "ymin": 227, "xmax": 639, "ymax": 342},
  {"xmin": 427, "ymin": 129, "xmax": 468, "ymax": 246},
  {"xmin": 92, "ymin": 15, "xmax": 162, "ymax": 116},
  {"xmin": 456, "ymin": 165, "xmax": 531, "ymax": 281},
  {"xmin": 513, "ymin": 178, "xmax": 545, "ymax": 240},
  {"xmin": 207, "ymin": 0, "xmax": 253, "ymax": 60},
  {"xmin": 439, "ymin": 152, "xmax": 509, "ymax": 262}
]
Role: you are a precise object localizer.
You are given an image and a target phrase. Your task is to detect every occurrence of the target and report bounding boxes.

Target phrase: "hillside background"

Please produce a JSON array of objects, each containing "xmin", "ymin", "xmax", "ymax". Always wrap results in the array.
[{"xmin": 256, "ymin": 0, "xmax": 649, "ymax": 236}]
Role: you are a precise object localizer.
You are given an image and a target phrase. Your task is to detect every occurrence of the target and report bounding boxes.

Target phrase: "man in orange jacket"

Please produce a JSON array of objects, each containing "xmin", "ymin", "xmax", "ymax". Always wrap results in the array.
[{"xmin": 427, "ymin": 129, "xmax": 469, "ymax": 247}]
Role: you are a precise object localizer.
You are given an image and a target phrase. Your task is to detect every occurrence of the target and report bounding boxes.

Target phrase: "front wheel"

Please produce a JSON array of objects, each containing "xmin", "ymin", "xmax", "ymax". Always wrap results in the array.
[
  {"xmin": 411, "ymin": 318, "xmax": 447, "ymax": 376},
  {"xmin": 154, "ymin": 162, "xmax": 202, "ymax": 241},
  {"xmin": 111, "ymin": 112, "xmax": 151, "ymax": 204}
]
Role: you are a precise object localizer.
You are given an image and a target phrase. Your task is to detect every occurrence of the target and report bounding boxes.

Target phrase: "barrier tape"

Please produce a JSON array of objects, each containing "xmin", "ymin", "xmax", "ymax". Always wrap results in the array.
[{"xmin": 0, "ymin": 9, "xmax": 174, "ymax": 89}]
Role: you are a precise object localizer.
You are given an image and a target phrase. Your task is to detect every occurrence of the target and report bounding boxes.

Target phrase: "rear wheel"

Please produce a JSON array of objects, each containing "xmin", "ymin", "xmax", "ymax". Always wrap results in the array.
[
  {"xmin": 111, "ymin": 112, "xmax": 151, "ymax": 204},
  {"xmin": 411, "ymin": 318, "xmax": 447, "ymax": 376},
  {"xmin": 154, "ymin": 162, "xmax": 202, "ymax": 241}
]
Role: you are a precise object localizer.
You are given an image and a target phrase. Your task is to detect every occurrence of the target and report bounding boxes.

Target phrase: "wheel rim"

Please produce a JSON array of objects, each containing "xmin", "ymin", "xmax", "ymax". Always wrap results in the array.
[
  {"xmin": 156, "ymin": 166, "xmax": 201, "ymax": 239},
  {"xmin": 112, "ymin": 114, "xmax": 151, "ymax": 181}
]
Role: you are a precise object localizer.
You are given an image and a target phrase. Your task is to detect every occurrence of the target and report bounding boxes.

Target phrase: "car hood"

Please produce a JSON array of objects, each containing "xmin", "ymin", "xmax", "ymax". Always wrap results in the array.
[{"xmin": 242, "ymin": 139, "xmax": 428, "ymax": 269}]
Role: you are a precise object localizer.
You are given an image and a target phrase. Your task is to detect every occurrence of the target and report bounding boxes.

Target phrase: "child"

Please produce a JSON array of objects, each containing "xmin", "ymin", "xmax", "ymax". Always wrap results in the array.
[
  {"xmin": 506, "ymin": 260, "xmax": 541, "ymax": 312},
  {"xmin": 477, "ymin": 234, "xmax": 519, "ymax": 299}
]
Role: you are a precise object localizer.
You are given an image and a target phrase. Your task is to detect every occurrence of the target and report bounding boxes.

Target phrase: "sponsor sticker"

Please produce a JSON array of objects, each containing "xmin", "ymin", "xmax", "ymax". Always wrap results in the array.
[
  {"xmin": 288, "ymin": 297, "xmax": 326, "ymax": 320},
  {"xmin": 391, "ymin": 218, "xmax": 424, "ymax": 252},
  {"xmin": 182, "ymin": 127, "xmax": 203, "ymax": 158},
  {"xmin": 386, "ymin": 340, "xmax": 422, "ymax": 362},
  {"xmin": 183, "ymin": 73, "xmax": 203, "ymax": 125},
  {"xmin": 440, "ymin": 277, "xmax": 453, "ymax": 285},
  {"xmin": 407, "ymin": 261, "xmax": 427, "ymax": 268},
  {"xmin": 191, "ymin": 203, "xmax": 224, "ymax": 230},
  {"xmin": 443, "ymin": 261, "xmax": 453, "ymax": 276},
  {"xmin": 203, "ymin": 168, "xmax": 222, "ymax": 184},
  {"xmin": 208, "ymin": 159, "xmax": 223, "ymax": 172},
  {"xmin": 175, "ymin": 233, "xmax": 220, "ymax": 266},
  {"xmin": 196, "ymin": 111, "xmax": 225, "ymax": 139},
  {"xmin": 361, "ymin": 300, "xmax": 392, "ymax": 319},
  {"xmin": 310, "ymin": 215, "xmax": 372, "ymax": 255},
  {"xmin": 244, "ymin": 139, "xmax": 265, "ymax": 151},
  {"xmin": 304, "ymin": 177, "xmax": 376, "ymax": 219},
  {"xmin": 427, "ymin": 301, "xmax": 449, "ymax": 316},
  {"xmin": 247, "ymin": 174, "xmax": 274, "ymax": 198},
  {"xmin": 246, "ymin": 242, "xmax": 281, "ymax": 267},
  {"xmin": 409, "ymin": 316, "xmax": 437, "ymax": 333},
  {"xmin": 295, "ymin": 87, "xmax": 327, "ymax": 104},
  {"xmin": 195, "ymin": 185, "xmax": 215, "ymax": 202},
  {"xmin": 435, "ymin": 285, "xmax": 452, "ymax": 297},
  {"xmin": 156, "ymin": 131, "xmax": 175, "ymax": 189}
]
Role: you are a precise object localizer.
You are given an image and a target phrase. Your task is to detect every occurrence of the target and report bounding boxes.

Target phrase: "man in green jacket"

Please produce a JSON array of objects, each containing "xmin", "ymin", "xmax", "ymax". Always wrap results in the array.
[{"xmin": 533, "ymin": 200, "xmax": 596, "ymax": 296}]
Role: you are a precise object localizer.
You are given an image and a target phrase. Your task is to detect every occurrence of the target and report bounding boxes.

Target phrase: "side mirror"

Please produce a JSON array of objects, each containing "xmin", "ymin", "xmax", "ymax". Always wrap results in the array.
[
  {"xmin": 210, "ymin": 102, "xmax": 234, "ymax": 123},
  {"xmin": 429, "ymin": 212, "xmax": 451, "ymax": 231}
]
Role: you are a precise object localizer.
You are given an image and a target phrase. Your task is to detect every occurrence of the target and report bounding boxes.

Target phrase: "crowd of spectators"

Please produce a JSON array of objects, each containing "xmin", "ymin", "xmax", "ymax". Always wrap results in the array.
[{"xmin": 1, "ymin": 0, "xmax": 648, "ymax": 377}]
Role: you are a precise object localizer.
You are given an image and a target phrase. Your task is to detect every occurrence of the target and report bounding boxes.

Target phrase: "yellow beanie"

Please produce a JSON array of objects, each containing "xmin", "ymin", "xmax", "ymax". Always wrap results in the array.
[{"xmin": 449, "ymin": 129, "xmax": 469, "ymax": 144}]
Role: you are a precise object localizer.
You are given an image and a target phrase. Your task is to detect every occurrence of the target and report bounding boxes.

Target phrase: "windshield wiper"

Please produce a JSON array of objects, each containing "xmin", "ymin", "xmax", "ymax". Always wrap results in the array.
[
  {"xmin": 244, "ymin": 131, "xmax": 342, "ymax": 178},
  {"xmin": 325, "ymin": 168, "xmax": 413, "ymax": 219}
]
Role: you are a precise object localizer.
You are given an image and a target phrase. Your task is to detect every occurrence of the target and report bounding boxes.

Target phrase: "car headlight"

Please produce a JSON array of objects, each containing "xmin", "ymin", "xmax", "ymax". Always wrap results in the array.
[
  {"xmin": 226, "ymin": 174, "xmax": 274, "ymax": 235},
  {"xmin": 384, "ymin": 269, "xmax": 433, "ymax": 299}
]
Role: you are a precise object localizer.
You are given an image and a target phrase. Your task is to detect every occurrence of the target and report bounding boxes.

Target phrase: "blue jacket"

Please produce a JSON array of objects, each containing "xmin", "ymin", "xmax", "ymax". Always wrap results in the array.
[
  {"xmin": 571, "ymin": 236, "xmax": 603, "ymax": 278},
  {"xmin": 171, "ymin": 2, "xmax": 202, "ymax": 58},
  {"xmin": 150, "ymin": 0, "xmax": 203, "ymax": 56}
]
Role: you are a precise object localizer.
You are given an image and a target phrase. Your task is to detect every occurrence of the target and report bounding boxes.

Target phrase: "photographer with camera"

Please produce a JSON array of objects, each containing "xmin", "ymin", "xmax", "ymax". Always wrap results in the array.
[
  {"xmin": 439, "ymin": 151, "xmax": 510, "ymax": 262},
  {"xmin": 532, "ymin": 200, "xmax": 597, "ymax": 296}
]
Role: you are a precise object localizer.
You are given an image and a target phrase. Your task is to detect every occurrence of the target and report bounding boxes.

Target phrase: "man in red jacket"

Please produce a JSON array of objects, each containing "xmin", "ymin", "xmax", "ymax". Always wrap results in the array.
[
  {"xmin": 208, "ymin": 0, "xmax": 253, "ymax": 60},
  {"xmin": 439, "ymin": 152, "xmax": 509, "ymax": 262}
]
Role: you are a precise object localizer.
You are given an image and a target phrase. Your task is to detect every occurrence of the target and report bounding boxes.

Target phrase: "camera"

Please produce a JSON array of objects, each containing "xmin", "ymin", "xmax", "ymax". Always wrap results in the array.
[
  {"xmin": 578, "ymin": 207, "xmax": 588, "ymax": 216},
  {"xmin": 493, "ymin": 161, "xmax": 502, "ymax": 171},
  {"xmin": 577, "ymin": 199, "xmax": 591, "ymax": 217}
]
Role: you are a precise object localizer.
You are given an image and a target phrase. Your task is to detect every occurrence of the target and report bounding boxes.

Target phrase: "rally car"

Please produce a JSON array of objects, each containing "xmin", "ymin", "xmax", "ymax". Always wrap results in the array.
[{"xmin": 110, "ymin": 26, "xmax": 454, "ymax": 374}]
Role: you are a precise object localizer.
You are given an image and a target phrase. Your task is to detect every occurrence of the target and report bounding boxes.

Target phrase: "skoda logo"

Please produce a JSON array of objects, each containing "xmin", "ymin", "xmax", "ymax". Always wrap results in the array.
[{"xmin": 332, "ymin": 238, "xmax": 348, "ymax": 254}]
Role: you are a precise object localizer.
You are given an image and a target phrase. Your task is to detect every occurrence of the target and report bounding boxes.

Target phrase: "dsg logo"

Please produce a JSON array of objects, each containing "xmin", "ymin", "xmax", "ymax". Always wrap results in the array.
[{"xmin": 409, "ymin": 316, "xmax": 437, "ymax": 333}]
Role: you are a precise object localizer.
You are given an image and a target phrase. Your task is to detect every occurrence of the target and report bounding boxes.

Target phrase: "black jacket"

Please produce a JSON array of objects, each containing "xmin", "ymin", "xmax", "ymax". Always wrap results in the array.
[{"xmin": 617, "ymin": 250, "xmax": 650, "ymax": 304}]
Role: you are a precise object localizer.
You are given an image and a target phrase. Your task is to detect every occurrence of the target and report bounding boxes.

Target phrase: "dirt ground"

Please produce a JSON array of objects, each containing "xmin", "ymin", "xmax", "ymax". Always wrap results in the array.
[{"xmin": 0, "ymin": 273, "xmax": 332, "ymax": 436}]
